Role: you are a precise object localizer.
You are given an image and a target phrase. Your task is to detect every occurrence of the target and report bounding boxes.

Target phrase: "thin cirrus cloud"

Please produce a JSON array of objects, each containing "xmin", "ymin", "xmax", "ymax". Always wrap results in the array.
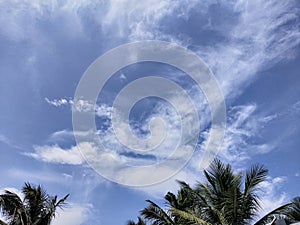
[{"xmin": 196, "ymin": 0, "xmax": 300, "ymax": 100}]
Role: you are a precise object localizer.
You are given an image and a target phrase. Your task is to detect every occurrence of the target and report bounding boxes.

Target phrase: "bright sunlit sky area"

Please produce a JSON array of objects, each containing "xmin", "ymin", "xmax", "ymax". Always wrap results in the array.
[{"xmin": 0, "ymin": 1, "xmax": 299, "ymax": 224}]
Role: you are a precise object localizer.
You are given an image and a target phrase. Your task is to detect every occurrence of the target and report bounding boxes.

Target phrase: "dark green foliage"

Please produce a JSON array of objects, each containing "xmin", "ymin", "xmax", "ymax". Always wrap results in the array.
[
  {"xmin": 127, "ymin": 217, "xmax": 147, "ymax": 225},
  {"xmin": 282, "ymin": 197, "xmax": 300, "ymax": 222},
  {"xmin": 126, "ymin": 159, "xmax": 299, "ymax": 225},
  {"xmin": 0, "ymin": 183, "xmax": 69, "ymax": 225}
]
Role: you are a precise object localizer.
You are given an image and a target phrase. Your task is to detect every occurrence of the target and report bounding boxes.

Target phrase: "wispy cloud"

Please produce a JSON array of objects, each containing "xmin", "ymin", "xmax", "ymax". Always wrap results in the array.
[
  {"xmin": 25, "ymin": 144, "xmax": 84, "ymax": 165},
  {"xmin": 258, "ymin": 176, "xmax": 289, "ymax": 218},
  {"xmin": 45, "ymin": 98, "xmax": 71, "ymax": 107},
  {"xmin": 45, "ymin": 98, "xmax": 112, "ymax": 117},
  {"xmin": 0, "ymin": 134, "xmax": 23, "ymax": 150},
  {"xmin": 7, "ymin": 168, "xmax": 74, "ymax": 185},
  {"xmin": 36, "ymin": 98, "xmax": 284, "ymax": 194},
  {"xmin": 220, "ymin": 104, "xmax": 273, "ymax": 162},
  {"xmin": 52, "ymin": 203, "xmax": 93, "ymax": 225},
  {"xmin": 197, "ymin": 0, "xmax": 300, "ymax": 100},
  {"xmin": 0, "ymin": 134, "xmax": 11, "ymax": 146}
]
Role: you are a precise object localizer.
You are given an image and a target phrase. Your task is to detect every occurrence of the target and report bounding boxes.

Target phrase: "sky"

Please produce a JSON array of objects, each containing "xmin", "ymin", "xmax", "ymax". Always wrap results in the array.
[{"xmin": 0, "ymin": 0, "xmax": 299, "ymax": 224}]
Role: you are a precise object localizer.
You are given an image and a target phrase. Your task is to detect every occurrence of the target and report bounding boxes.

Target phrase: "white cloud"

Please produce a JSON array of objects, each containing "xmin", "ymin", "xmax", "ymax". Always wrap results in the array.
[
  {"xmin": 40, "ymin": 0, "xmax": 299, "ymax": 170},
  {"xmin": 34, "ymin": 100, "xmax": 280, "ymax": 192},
  {"xmin": 191, "ymin": 103, "xmax": 278, "ymax": 169},
  {"xmin": 215, "ymin": 100, "xmax": 300, "ymax": 166},
  {"xmin": 100, "ymin": 0, "xmax": 198, "ymax": 43},
  {"xmin": 52, "ymin": 203, "xmax": 93, "ymax": 225},
  {"xmin": 0, "ymin": 0, "xmax": 86, "ymax": 42},
  {"xmin": 45, "ymin": 98, "xmax": 71, "ymax": 107},
  {"xmin": 2, "ymin": 0, "xmax": 298, "ymax": 99},
  {"xmin": 198, "ymin": 0, "xmax": 300, "ymax": 99},
  {"xmin": 257, "ymin": 176, "xmax": 289, "ymax": 218},
  {"xmin": 34, "ymin": 0, "xmax": 299, "ymax": 175},
  {"xmin": 26, "ymin": 144, "xmax": 84, "ymax": 165},
  {"xmin": 48, "ymin": 129, "xmax": 74, "ymax": 141},
  {"xmin": 45, "ymin": 98, "xmax": 112, "ymax": 118}
]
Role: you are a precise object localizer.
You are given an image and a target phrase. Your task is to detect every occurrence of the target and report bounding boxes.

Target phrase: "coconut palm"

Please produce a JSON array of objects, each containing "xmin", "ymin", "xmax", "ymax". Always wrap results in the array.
[
  {"xmin": 284, "ymin": 197, "xmax": 300, "ymax": 222},
  {"xmin": 141, "ymin": 199, "xmax": 175, "ymax": 225},
  {"xmin": 126, "ymin": 217, "xmax": 147, "ymax": 225},
  {"xmin": 0, "ymin": 182, "xmax": 69, "ymax": 225},
  {"xmin": 173, "ymin": 159, "xmax": 297, "ymax": 225},
  {"xmin": 139, "ymin": 184, "xmax": 196, "ymax": 225},
  {"xmin": 256, "ymin": 197, "xmax": 300, "ymax": 224},
  {"xmin": 128, "ymin": 159, "xmax": 298, "ymax": 225},
  {"xmin": 176, "ymin": 159, "xmax": 269, "ymax": 225}
]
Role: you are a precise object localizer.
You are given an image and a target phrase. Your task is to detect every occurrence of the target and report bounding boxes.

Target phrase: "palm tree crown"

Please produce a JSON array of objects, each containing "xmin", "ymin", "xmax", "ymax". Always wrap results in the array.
[
  {"xmin": 128, "ymin": 159, "xmax": 299, "ymax": 225},
  {"xmin": 0, "ymin": 182, "xmax": 69, "ymax": 225}
]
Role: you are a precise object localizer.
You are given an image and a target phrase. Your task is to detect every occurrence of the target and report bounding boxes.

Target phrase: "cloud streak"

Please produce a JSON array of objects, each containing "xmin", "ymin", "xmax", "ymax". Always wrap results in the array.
[
  {"xmin": 26, "ymin": 144, "xmax": 84, "ymax": 165},
  {"xmin": 196, "ymin": 0, "xmax": 300, "ymax": 100}
]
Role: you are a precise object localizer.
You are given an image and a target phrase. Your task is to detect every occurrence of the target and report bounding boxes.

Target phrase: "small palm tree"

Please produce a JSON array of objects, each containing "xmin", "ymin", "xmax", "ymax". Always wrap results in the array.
[{"xmin": 0, "ymin": 182, "xmax": 69, "ymax": 225}]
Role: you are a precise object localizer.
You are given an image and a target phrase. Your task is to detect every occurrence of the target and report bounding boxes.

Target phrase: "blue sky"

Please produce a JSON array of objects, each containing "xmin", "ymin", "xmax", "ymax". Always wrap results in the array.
[{"xmin": 0, "ymin": 0, "xmax": 299, "ymax": 224}]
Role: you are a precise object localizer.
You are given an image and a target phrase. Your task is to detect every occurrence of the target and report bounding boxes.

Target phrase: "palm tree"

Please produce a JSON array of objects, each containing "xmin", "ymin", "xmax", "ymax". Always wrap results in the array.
[
  {"xmin": 138, "ymin": 185, "xmax": 196, "ymax": 225},
  {"xmin": 0, "ymin": 182, "xmax": 69, "ymax": 225},
  {"xmin": 176, "ymin": 159, "xmax": 270, "ymax": 225},
  {"xmin": 173, "ymin": 159, "xmax": 298, "ymax": 225},
  {"xmin": 140, "ymin": 199, "xmax": 175, "ymax": 225},
  {"xmin": 255, "ymin": 197, "xmax": 300, "ymax": 224},
  {"xmin": 128, "ymin": 159, "xmax": 299, "ymax": 225},
  {"xmin": 126, "ymin": 217, "xmax": 147, "ymax": 225},
  {"xmin": 284, "ymin": 197, "xmax": 300, "ymax": 222}
]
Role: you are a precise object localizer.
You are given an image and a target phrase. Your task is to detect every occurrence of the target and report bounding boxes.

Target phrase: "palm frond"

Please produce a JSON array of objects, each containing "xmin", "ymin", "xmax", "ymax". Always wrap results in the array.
[
  {"xmin": 253, "ymin": 202, "xmax": 293, "ymax": 225},
  {"xmin": 0, "ymin": 219, "xmax": 8, "ymax": 225},
  {"xmin": 0, "ymin": 190, "xmax": 26, "ymax": 223},
  {"xmin": 171, "ymin": 208, "xmax": 213, "ymax": 225},
  {"xmin": 141, "ymin": 200, "xmax": 175, "ymax": 225},
  {"xmin": 244, "ymin": 164, "xmax": 268, "ymax": 196},
  {"xmin": 282, "ymin": 197, "xmax": 300, "ymax": 222}
]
